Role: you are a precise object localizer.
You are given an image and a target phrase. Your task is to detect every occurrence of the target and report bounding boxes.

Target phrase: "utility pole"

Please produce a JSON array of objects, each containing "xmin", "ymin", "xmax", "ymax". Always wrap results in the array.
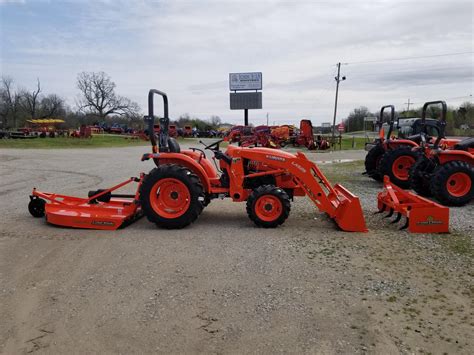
[
  {"xmin": 404, "ymin": 98, "xmax": 413, "ymax": 117},
  {"xmin": 266, "ymin": 112, "xmax": 269, "ymax": 126},
  {"xmin": 332, "ymin": 62, "xmax": 346, "ymax": 149}
]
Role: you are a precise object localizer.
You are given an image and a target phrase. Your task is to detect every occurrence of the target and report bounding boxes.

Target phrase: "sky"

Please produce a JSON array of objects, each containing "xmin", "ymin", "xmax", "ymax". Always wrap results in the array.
[{"xmin": 0, "ymin": 0, "xmax": 473, "ymax": 125}]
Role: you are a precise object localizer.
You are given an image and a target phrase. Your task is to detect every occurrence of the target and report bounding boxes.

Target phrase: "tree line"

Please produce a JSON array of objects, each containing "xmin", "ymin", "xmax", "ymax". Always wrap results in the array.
[
  {"xmin": 0, "ymin": 72, "xmax": 226, "ymax": 131},
  {"xmin": 342, "ymin": 103, "xmax": 474, "ymax": 135}
]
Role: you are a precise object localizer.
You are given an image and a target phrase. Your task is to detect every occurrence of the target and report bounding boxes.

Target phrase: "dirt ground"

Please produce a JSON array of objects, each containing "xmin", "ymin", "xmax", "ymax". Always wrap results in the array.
[{"xmin": 0, "ymin": 142, "xmax": 472, "ymax": 354}]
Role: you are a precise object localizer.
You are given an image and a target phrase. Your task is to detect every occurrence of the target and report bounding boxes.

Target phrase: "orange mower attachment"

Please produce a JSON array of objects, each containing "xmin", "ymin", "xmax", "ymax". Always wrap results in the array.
[
  {"xmin": 377, "ymin": 176, "xmax": 449, "ymax": 233},
  {"xmin": 28, "ymin": 176, "xmax": 144, "ymax": 230}
]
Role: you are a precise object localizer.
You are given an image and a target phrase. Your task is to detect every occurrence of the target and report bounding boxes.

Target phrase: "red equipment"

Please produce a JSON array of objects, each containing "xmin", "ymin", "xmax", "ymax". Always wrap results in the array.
[
  {"xmin": 292, "ymin": 120, "xmax": 316, "ymax": 149},
  {"xmin": 168, "ymin": 124, "xmax": 178, "ymax": 138},
  {"xmin": 29, "ymin": 89, "xmax": 368, "ymax": 232},
  {"xmin": 183, "ymin": 125, "xmax": 193, "ymax": 137},
  {"xmin": 377, "ymin": 176, "xmax": 449, "ymax": 233},
  {"xmin": 29, "ymin": 176, "xmax": 144, "ymax": 230}
]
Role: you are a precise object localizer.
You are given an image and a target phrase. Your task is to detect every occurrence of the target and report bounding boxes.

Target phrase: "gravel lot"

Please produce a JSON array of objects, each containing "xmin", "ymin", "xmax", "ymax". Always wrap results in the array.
[{"xmin": 0, "ymin": 142, "xmax": 472, "ymax": 354}]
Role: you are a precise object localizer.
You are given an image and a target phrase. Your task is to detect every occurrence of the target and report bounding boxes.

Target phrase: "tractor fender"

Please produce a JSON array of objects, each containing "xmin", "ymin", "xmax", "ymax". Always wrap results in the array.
[
  {"xmin": 148, "ymin": 153, "xmax": 214, "ymax": 192},
  {"xmin": 436, "ymin": 150, "xmax": 474, "ymax": 165},
  {"xmin": 385, "ymin": 139, "xmax": 418, "ymax": 149}
]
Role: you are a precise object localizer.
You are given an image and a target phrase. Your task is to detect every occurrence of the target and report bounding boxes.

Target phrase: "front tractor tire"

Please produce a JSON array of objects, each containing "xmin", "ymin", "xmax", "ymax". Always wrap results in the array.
[
  {"xmin": 364, "ymin": 144, "xmax": 385, "ymax": 181},
  {"xmin": 139, "ymin": 164, "xmax": 204, "ymax": 229},
  {"xmin": 378, "ymin": 147, "xmax": 419, "ymax": 188},
  {"xmin": 430, "ymin": 161, "xmax": 473, "ymax": 206},
  {"xmin": 408, "ymin": 156, "xmax": 434, "ymax": 197},
  {"xmin": 246, "ymin": 185, "xmax": 291, "ymax": 228}
]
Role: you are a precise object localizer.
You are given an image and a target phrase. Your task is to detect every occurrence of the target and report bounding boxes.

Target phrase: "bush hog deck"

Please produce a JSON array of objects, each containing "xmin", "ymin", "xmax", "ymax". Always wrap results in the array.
[
  {"xmin": 29, "ymin": 89, "xmax": 367, "ymax": 232},
  {"xmin": 29, "ymin": 177, "xmax": 144, "ymax": 230}
]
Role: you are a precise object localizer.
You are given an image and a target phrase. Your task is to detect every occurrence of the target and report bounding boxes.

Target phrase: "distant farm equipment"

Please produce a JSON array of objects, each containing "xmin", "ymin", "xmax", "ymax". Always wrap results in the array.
[{"xmin": 226, "ymin": 120, "xmax": 330, "ymax": 150}]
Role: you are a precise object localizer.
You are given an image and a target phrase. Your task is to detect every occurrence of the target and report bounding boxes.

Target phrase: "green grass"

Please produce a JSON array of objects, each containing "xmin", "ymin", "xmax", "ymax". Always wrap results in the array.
[
  {"xmin": 436, "ymin": 233, "xmax": 473, "ymax": 257},
  {"xmin": 0, "ymin": 135, "xmax": 196, "ymax": 149},
  {"xmin": 332, "ymin": 136, "xmax": 370, "ymax": 150},
  {"xmin": 319, "ymin": 160, "xmax": 365, "ymax": 182}
]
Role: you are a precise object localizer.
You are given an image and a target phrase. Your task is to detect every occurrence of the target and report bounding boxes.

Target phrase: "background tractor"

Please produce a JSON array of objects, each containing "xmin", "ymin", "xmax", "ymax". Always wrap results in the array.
[
  {"xmin": 364, "ymin": 103, "xmax": 457, "ymax": 188},
  {"xmin": 409, "ymin": 101, "xmax": 474, "ymax": 206}
]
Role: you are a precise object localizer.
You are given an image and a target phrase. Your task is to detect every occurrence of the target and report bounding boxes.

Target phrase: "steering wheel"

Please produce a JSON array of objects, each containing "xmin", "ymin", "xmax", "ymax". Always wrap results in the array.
[{"xmin": 200, "ymin": 139, "xmax": 223, "ymax": 151}]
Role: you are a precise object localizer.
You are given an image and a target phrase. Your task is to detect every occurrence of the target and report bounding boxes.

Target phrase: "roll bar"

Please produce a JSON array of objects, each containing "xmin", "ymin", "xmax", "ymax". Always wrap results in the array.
[
  {"xmin": 145, "ymin": 89, "xmax": 169, "ymax": 153},
  {"xmin": 421, "ymin": 100, "xmax": 447, "ymax": 149},
  {"xmin": 379, "ymin": 105, "xmax": 395, "ymax": 139}
]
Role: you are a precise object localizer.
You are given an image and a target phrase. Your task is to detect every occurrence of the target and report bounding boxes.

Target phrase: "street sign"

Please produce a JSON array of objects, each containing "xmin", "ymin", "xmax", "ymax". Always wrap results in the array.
[
  {"xmin": 364, "ymin": 116, "xmax": 376, "ymax": 122},
  {"xmin": 337, "ymin": 123, "xmax": 345, "ymax": 132},
  {"xmin": 230, "ymin": 92, "xmax": 262, "ymax": 110},
  {"xmin": 229, "ymin": 72, "xmax": 262, "ymax": 91}
]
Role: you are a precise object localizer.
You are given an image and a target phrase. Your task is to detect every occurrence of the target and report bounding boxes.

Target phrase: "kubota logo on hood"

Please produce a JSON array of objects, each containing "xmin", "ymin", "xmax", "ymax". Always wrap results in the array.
[{"xmin": 265, "ymin": 155, "xmax": 286, "ymax": 162}]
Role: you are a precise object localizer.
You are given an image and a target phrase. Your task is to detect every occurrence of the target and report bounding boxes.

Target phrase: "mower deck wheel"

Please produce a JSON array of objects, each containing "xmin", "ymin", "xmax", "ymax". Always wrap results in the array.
[
  {"xmin": 139, "ymin": 164, "xmax": 204, "ymax": 229},
  {"xmin": 246, "ymin": 185, "xmax": 291, "ymax": 228},
  {"xmin": 430, "ymin": 161, "xmax": 473, "ymax": 206},
  {"xmin": 28, "ymin": 197, "xmax": 46, "ymax": 218}
]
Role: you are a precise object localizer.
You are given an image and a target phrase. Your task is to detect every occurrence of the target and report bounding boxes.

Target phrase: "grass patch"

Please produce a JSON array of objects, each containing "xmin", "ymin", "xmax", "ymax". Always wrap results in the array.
[
  {"xmin": 331, "ymin": 136, "xmax": 370, "ymax": 150},
  {"xmin": 436, "ymin": 233, "xmax": 473, "ymax": 257},
  {"xmin": 319, "ymin": 160, "xmax": 365, "ymax": 182},
  {"xmin": 0, "ymin": 135, "xmax": 197, "ymax": 149}
]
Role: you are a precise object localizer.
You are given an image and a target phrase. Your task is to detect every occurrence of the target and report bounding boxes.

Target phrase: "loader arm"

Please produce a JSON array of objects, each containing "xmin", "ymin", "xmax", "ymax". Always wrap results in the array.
[{"xmin": 236, "ymin": 148, "xmax": 368, "ymax": 232}]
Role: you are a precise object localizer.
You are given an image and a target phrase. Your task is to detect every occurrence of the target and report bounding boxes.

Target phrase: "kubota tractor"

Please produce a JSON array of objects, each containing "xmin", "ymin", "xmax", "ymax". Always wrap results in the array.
[
  {"xmin": 409, "ymin": 101, "xmax": 474, "ymax": 206},
  {"xmin": 140, "ymin": 90, "xmax": 367, "ymax": 231},
  {"xmin": 364, "ymin": 103, "xmax": 457, "ymax": 188},
  {"xmin": 28, "ymin": 89, "xmax": 367, "ymax": 232}
]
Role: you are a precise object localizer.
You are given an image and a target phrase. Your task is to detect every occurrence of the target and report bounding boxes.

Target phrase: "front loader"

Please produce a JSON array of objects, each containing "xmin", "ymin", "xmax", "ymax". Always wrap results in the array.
[{"xmin": 29, "ymin": 89, "xmax": 367, "ymax": 232}]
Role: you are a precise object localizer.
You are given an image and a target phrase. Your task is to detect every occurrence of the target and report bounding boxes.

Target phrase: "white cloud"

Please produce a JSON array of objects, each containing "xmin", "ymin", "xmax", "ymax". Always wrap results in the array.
[{"xmin": 1, "ymin": 0, "xmax": 472, "ymax": 124}]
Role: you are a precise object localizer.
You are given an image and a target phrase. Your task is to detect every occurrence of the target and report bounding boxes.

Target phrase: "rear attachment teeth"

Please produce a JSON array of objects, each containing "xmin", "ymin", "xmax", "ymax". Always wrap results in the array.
[{"xmin": 390, "ymin": 212, "xmax": 402, "ymax": 224}]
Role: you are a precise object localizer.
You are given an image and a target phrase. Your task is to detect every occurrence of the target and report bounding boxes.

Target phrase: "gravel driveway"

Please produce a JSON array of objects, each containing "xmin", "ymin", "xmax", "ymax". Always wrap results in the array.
[{"xmin": 0, "ymin": 143, "xmax": 472, "ymax": 354}]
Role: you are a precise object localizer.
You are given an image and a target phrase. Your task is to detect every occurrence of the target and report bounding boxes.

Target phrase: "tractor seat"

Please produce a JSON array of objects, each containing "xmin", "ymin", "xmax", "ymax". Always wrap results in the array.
[
  {"xmin": 453, "ymin": 137, "xmax": 474, "ymax": 151},
  {"xmin": 168, "ymin": 137, "xmax": 180, "ymax": 153},
  {"xmin": 407, "ymin": 133, "xmax": 423, "ymax": 144}
]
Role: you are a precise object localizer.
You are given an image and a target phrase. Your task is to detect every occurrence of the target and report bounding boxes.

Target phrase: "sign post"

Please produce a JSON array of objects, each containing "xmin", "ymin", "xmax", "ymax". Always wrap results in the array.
[
  {"xmin": 337, "ymin": 123, "xmax": 345, "ymax": 150},
  {"xmin": 229, "ymin": 72, "xmax": 262, "ymax": 126}
]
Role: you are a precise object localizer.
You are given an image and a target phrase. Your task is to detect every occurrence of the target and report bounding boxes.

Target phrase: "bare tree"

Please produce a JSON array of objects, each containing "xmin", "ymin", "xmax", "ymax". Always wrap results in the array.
[
  {"xmin": 209, "ymin": 115, "xmax": 221, "ymax": 127},
  {"xmin": 20, "ymin": 78, "xmax": 42, "ymax": 120},
  {"xmin": 0, "ymin": 76, "xmax": 22, "ymax": 128},
  {"xmin": 76, "ymin": 71, "xmax": 140, "ymax": 119},
  {"xmin": 38, "ymin": 94, "xmax": 65, "ymax": 118}
]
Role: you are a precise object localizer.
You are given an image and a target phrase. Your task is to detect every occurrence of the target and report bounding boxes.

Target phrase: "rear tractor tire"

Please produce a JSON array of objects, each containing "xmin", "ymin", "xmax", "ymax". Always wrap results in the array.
[
  {"xmin": 246, "ymin": 185, "xmax": 291, "ymax": 228},
  {"xmin": 430, "ymin": 161, "xmax": 473, "ymax": 206},
  {"xmin": 378, "ymin": 147, "xmax": 419, "ymax": 188},
  {"xmin": 139, "ymin": 164, "xmax": 204, "ymax": 229}
]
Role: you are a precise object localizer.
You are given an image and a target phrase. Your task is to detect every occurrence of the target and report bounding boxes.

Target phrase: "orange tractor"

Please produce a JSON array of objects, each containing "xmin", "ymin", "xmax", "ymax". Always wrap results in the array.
[
  {"xmin": 28, "ymin": 89, "xmax": 367, "ymax": 232},
  {"xmin": 364, "ymin": 103, "xmax": 458, "ymax": 188},
  {"xmin": 409, "ymin": 101, "xmax": 474, "ymax": 206}
]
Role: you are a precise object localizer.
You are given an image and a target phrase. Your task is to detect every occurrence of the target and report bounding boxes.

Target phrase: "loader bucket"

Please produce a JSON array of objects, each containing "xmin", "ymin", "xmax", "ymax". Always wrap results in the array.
[
  {"xmin": 377, "ymin": 176, "xmax": 449, "ymax": 233},
  {"xmin": 332, "ymin": 184, "xmax": 368, "ymax": 232}
]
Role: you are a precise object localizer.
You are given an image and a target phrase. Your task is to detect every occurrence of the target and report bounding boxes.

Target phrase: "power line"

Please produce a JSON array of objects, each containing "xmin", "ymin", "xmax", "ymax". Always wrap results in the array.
[{"xmin": 345, "ymin": 51, "xmax": 474, "ymax": 66}]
